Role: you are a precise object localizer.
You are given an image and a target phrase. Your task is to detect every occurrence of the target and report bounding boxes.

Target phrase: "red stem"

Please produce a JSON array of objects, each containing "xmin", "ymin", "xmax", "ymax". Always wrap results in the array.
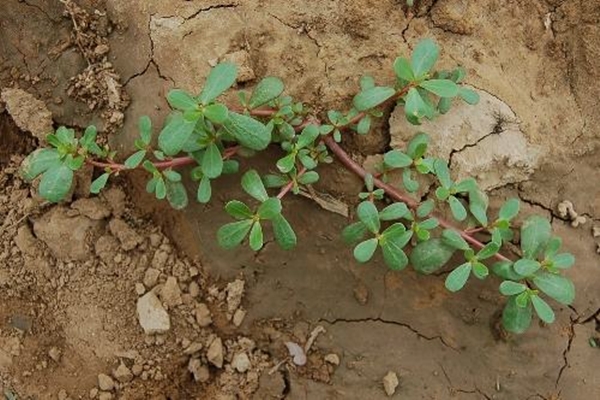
[{"xmin": 277, "ymin": 167, "xmax": 307, "ymax": 199}]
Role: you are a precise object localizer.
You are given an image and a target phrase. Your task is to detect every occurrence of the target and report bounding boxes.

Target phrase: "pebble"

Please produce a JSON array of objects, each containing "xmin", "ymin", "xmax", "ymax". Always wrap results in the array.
[
  {"xmin": 226, "ymin": 279, "xmax": 245, "ymax": 315},
  {"xmin": 232, "ymin": 352, "xmax": 251, "ymax": 373},
  {"xmin": 188, "ymin": 358, "xmax": 210, "ymax": 383},
  {"xmin": 353, "ymin": 284, "xmax": 369, "ymax": 305},
  {"xmin": 97, "ymin": 373, "xmax": 115, "ymax": 391},
  {"xmin": 48, "ymin": 347, "xmax": 62, "ymax": 362},
  {"xmin": 195, "ymin": 303, "xmax": 212, "ymax": 327},
  {"xmin": 383, "ymin": 371, "xmax": 399, "ymax": 397},
  {"xmin": 98, "ymin": 392, "xmax": 114, "ymax": 400},
  {"xmin": 58, "ymin": 389, "xmax": 68, "ymax": 400},
  {"xmin": 183, "ymin": 342, "xmax": 204, "ymax": 355},
  {"xmin": 135, "ymin": 283, "xmax": 146, "ymax": 295},
  {"xmin": 143, "ymin": 268, "xmax": 161, "ymax": 288},
  {"xmin": 137, "ymin": 291, "xmax": 171, "ymax": 334},
  {"xmin": 89, "ymin": 388, "xmax": 99, "ymax": 399},
  {"xmin": 132, "ymin": 364, "xmax": 144, "ymax": 377},
  {"xmin": 188, "ymin": 281, "xmax": 200, "ymax": 297},
  {"xmin": 232, "ymin": 308, "xmax": 246, "ymax": 327},
  {"xmin": 207, "ymin": 337, "xmax": 224, "ymax": 368},
  {"xmin": 160, "ymin": 276, "xmax": 182, "ymax": 307},
  {"xmin": 324, "ymin": 353, "xmax": 340, "ymax": 366},
  {"xmin": 113, "ymin": 362, "xmax": 133, "ymax": 383}
]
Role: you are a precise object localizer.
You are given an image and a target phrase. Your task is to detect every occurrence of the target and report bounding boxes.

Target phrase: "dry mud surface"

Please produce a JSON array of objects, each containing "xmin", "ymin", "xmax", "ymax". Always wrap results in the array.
[{"xmin": 1, "ymin": 0, "xmax": 600, "ymax": 399}]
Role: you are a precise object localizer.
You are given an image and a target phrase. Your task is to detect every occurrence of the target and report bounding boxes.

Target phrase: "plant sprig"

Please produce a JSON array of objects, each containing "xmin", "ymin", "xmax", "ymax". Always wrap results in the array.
[{"xmin": 20, "ymin": 38, "xmax": 574, "ymax": 334}]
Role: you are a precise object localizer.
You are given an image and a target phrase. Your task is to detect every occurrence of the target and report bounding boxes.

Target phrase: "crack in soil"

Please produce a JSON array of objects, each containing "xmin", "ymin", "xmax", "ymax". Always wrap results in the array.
[
  {"xmin": 184, "ymin": 1, "xmax": 239, "ymax": 21},
  {"xmin": 319, "ymin": 316, "xmax": 458, "ymax": 351},
  {"xmin": 439, "ymin": 363, "xmax": 492, "ymax": 399},
  {"xmin": 21, "ymin": 0, "xmax": 59, "ymax": 23},
  {"xmin": 447, "ymin": 129, "xmax": 498, "ymax": 169},
  {"xmin": 555, "ymin": 317, "xmax": 576, "ymax": 387}
]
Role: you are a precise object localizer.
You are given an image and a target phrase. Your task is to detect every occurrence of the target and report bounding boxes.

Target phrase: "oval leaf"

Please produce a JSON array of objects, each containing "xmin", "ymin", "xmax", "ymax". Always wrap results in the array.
[
  {"xmin": 354, "ymin": 238, "xmax": 378, "ymax": 263},
  {"xmin": 224, "ymin": 112, "xmax": 271, "ymax": 151},
  {"xmin": 342, "ymin": 222, "xmax": 368, "ymax": 244},
  {"xmin": 449, "ymin": 195, "xmax": 467, "ymax": 221},
  {"xmin": 353, "ymin": 86, "xmax": 396, "ymax": 111},
  {"xmin": 379, "ymin": 203, "xmax": 409, "ymax": 221},
  {"xmin": 514, "ymin": 259, "xmax": 541, "ymax": 276},
  {"xmin": 381, "ymin": 239, "xmax": 409, "ymax": 271},
  {"xmin": 533, "ymin": 272, "xmax": 575, "ymax": 305},
  {"xmin": 272, "ymin": 214, "xmax": 297, "ymax": 250},
  {"xmin": 357, "ymin": 201, "xmax": 380, "ymax": 233},
  {"xmin": 445, "ymin": 263, "xmax": 472, "ymax": 292},
  {"xmin": 502, "ymin": 295, "xmax": 533, "ymax": 334},
  {"xmin": 241, "ymin": 170, "xmax": 269, "ymax": 202},
  {"xmin": 249, "ymin": 222, "xmax": 264, "ymax": 251},
  {"xmin": 499, "ymin": 281, "xmax": 527, "ymax": 296},
  {"xmin": 199, "ymin": 62, "xmax": 238, "ymax": 105},
  {"xmin": 499, "ymin": 198, "xmax": 520, "ymax": 221},
  {"xmin": 410, "ymin": 238, "xmax": 456, "ymax": 274},
  {"xmin": 258, "ymin": 197, "xmax": 282, "ymax": 220},
  {"xmin": 124, "ymin": 150, "xmax": 146, "ymax": 169},
  {"xmin": 197, "ymin": 176, "xmax": 212, "ymax": 203},
  {"xmin": 158, "ymin": 114, "xmax": 197, "ymax": 156},
  {"xmin": 202, "ymin": 142, "xmax": 223, "ymax": 179},
  {"xmin": 225, "ymin": 200, "xmax": 253, "ymax": 220},
  {"xmin": 166, "ymin": 181, "xmax": 189, "ymax": 210},
  {"xmin": 21, "ymin": 149, "xmax": 62, "ymax": 181},
  {"xmin": 531, "ymin": 295, "xmax": 556, "ymax": 324},
  {"xmin": 384, "ymin": 150, "xmax": 412, "ymax": 169},
  {"xmin": 419, "ymin": 79, "xmax": 459, "ymax": 97},
  {"xmin": 217, "ymin": 220, "xmax": 253, "ymax": 249},
  {"xmin": 441, "ymin": 229, "xmax": 470, "ymax": 251},
  {"xmin": 521, "ymin": 215, "xmax": 551, "ymax": 259},
  {"xmin": 39, "ymin": 165, "xmax": 73, "ymax": 203},
  {"xmin": 249, "ymin": 77, "xmax": 285, "ymax": 109},
  {"xmin": 90, "ymin": 172, "xmax": 110, "ymax": 194},
  {"xmin": 167, "ymin": 89, "xmax": 198, "ymax": 111},
  {"xmin": 411, "ymin": 38, "xmax": 439, "ymax": 77}
]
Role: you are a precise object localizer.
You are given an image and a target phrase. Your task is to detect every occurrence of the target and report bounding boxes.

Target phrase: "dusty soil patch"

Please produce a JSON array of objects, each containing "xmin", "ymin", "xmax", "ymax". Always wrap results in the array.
[{"xmin": 1, "ymin": 0, "xmax": 600, "ymax": 399}]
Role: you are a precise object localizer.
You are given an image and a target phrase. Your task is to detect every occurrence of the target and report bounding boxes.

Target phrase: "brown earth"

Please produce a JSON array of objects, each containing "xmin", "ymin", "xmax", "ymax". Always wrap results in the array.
[{"xmin": 1, "ymin": 0, "xmax": 600, "ymax": 399}]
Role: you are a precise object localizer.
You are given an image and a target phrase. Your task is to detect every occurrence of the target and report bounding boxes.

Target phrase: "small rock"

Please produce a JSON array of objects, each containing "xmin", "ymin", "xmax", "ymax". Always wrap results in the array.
[
  {"xmin": 188, "ymin": 358, "xmax": 210, "ymax": 382},
  {"xmin": 232, "ymin": 308, "xmax": 246, "ymax": 327},
  {"xmin": 143, "ymin": 268, "xmax": 161, "ymax": 288},
  {"xmin": 98, "ymin": 392, "xmax": 114, "ymax": 400},
  {"xmin": 160, "ymin": 276, "xmax": 182, "ymax": 307},
  {"xmin": 89, "ymin": 388, "xmax": 99, "ymax": 399},
  {"xmin": 183, "ymin": 342, "xmax": 203, "ymax": 355},
  {"xmin": 324, "ymin": 353, "xmax": 340, "ymax": 366},
  {"xmin": 207, "ymin": 337, "xmax": 224, "ymax": 368},
  {"xmin": 48, "ymin": 347, "xmax": 62, "ymax": 362},
  {"xmin": 232, "ymin": 352, "xmax": 251, "ymax": 373},
  {"xmin": 58, "ymin": 389, "xmax": 69, "ymax": 400},
  {"xmin": 571, "ymin": 215, "xmax": 587, "ymax": 228},
  {"xmin": 97, "ymin": 373, "xmax": 115, "ymax": 391},
  {"xmin": 226, "ymin": 279, "xmax": 245, "ymax": 315},
  {"xmin": 135, "ymin": 283, "xmax": 146, "ymax": 295},
  {"xmin": 195, "ymin": 303, "xmax": 212, "ymax": 327},
  {"xmin": 593, "ymin": 225, "xmax": 600, "ymax": 238},
  {"xmin": 353, "ymin": 283, "xmax": 369, "ymax": 305},
  {"xmin": 383, "ymin": 371, "xmax": 399, "ymax": 397},
  {"xmin": 109, "ymin": 218, "xmax": 143, "ymax": 251},
  {"xmin": 136, "ymin": 291, "xmax": 170, "ymax": 334},
  {"xmin": 113, "ymin": 362, "xmax": 133, "ymax": 383},
  {"xmin": 131, "ymin": 364, "xmax": 143, "ymax": 376},
  {"xmin": 188, "ymin": 281, "xmax": 200, "ymax": 297}
]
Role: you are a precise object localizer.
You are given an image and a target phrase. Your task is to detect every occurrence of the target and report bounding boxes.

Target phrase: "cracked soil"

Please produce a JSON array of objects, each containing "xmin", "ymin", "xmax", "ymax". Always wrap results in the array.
[{"xmin": 1, "ymin": 0, "xmax": 600, "ymax": 399}]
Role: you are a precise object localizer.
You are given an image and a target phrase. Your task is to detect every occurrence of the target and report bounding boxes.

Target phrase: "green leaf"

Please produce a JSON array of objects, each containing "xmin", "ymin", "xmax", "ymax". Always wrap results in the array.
[
  {"xmin": 354, "ymin": 238, "xmax": 378, "ymax": 263},
  {"xmin": 298, "ymin": 171, "xmax": 319, "ymax": 185},
  {"xmin": 381, "ymin": 238, "xmax": 409, "ymax": 271},
  {"xmin": 417, "ymin": 199, "xmax": 435, "ymax": 218},
  {"xmin": 146, "ymin": 177, "xmax": 158, "ymax": 194},
  {"xmin": 433, "ymin": 159, "xmax": 452, "ymax": 188},
  {"xmin": 449, "ymin": 195, "xmax": 467, "ymax": 221},
  {"xmin": 411, "ymin": 38, "xmax": 439, "ymax": 77},
  {"xmin": 39, "ymin": 164, "xmax": 74, "ymax": 202},
  {"xmin": 263, "ymin": 174, "xmax": 289, "ymax": 188},
  {"xmin": 521, "ymin": 215, "xmax": 552, "ymax": 259},
  {"xmin": 204, "ymin": 103, "xmax": 229, "ymax": 124},
  {"xmin": 258, "ymin": 197, "xmax": 282, "ymax": 220},
  {"xmin": 163, "ymin": 170, "xmax": 182, "ymax": 182},
  {"xmin": 55, "ymin": 126, "xmax": 75, "ymax": 145},
  {"xmin": 419, "ymin": 79, "xmax": 459, "ymax": 97},
  {"xmin": 225, "ymin": 200, "xmax": 253, "ymax": 220},
  {"xmin": 353, "ymin": 86, "xmax": 396, "ymax": 111},
  {"xmin": 410, "ymin": 238, "xmax": 455, "ymax": 274},
  {"xmin": 418, "ymin": 217, "xmax": 439, "ymax": 230},
  {"xmin": 222, "ymin": 160, "xmax": 239, "ymax": 174},
  {"xmin": 158, "ymin": 114, "xmax": 197, "ymax": 156},
  {"xmin": 241, "ymin": 170, "xmax": 269, "ymax": 202},
  {"xmin": 438, "ymin": 97, "xmax": 452, "ymax": 114},
  {"xmin": 531, "ymin": 295, "xmax": 556, "ymax": 324},
  {"xmin": 296, "ymin": 125, "xmax": 320, "ymax": 148},
  {"xmin": 405, "ymin": 88, "xmax": 429, "ymax": 123},
  {"xmin": 20, "ymin": 149, "xmax": 62, "ymax": 181},
  {"xmin": 516, "ymin": 291, "xmax": 530, "ymax": 308},
  {"xmin": 552, "ymin": 253, "xmax": 575, "ymax": 269},
  {"xmin": 393, "ymin": 57, "xmax": 415, "ymax": 81},
  {"xmin": 469, "ymin": 188, "xmax": 489, "ymax": 226},
  {"xmin": 357, "ymin": 201, "xmax": 380, "ymax": 233},
  {"xmin": 199, "ymin": 62, "xmax": 237, "ymax": 105},
  {"xmin": 441, "ymin": 229, "xmax": 470, "ymax": 250},
  {"xmin": 499, "ymin": 281, "xmax": 527, "ymax": 296},
  {"xmin": 492, "ymin": 261, "xmax": 524, "ymax": 281},
  {"xmin": 155, "ymin": 178, "xmax": 167, "ymax": 200},
  {"xmin": 477, "ymin": 241, "xmax": 499, "ymax": 260},
  {"xmin": 453, "ymin": 178, "xmax": 477, "ymax": 193},
  {"xmin": 402, "ymin": 169, "xmax": 419, "ymax": 192},
  {"xmin": 342, "ymin": 222, "xmax": 368, "ymax": 244},
  {"xmin": 90, "ymin": 172, "xmax": 110, "ymax": 194},
  {"xmin": 356, "ymin": 116, "xmax": 371, "ymax": 135},
  {"xmin": 544, "ymin": 237, "xmax": 562, "ymax": 258},
  {"xmin": 139, "ymin": 116, "xmax": 152, "ymax": 145},
  {"xmin": 166, "ymin": 181, "xmax": 188, "ymax": 210},
  {"xmin": 276, "ymin": 153, "xmax": 296, "ymax": 173},
  {"xmin": 249, "ymin": 76, "xmax": 285, "ymax": 109},
  {"xmin": 384, "ymin": 150, "xmax": 412, "ymax": 168},
  {"xmin": 445, "ymin": 263, "xmax": 472, "ymax": 292},
  {"xmin": 502, "ymin": 295, "xmax": 533, "ymax": 334},
  {"xmin": 514, "ymin": 259, "xmax": 541, "ymax": 276},
  {"xmin": 458, "ymin": 87, "xmax": 480, "ymax": 105},
  {"xmin": 217, "ymin": 219, "xmax": 253, "ymax": 249},
  {"xmin": 65, "ymin": 155, "xmax": 85, "ymax": 171},
  {"xmin": 201, "ymin": 142, "xmax": 223, "ymax": 179},
  {"xmin": 224, "ymin": 112, "xmax": 271, "ymax": 151},
  {"xmin": 124, "ymin": 150, "xmax": 146, "ymax": 169},
  {"xmin": 407, "ymin": 133, "xmax": 429, "ymax": 159},
  {"xmin": 472, "ymin": 262, "xmax": 489, "ymax": 279},
  {"xmin": 533, "ymin": 272, "xmax": 575, "ymax": 305},
  {"xmin": 272, "ymin": 214, "xmax": 297, "ymax": 250},
  {"xmin": 499, "ymin": 198, "xmax": 520, "ymax": 221},
  {"xmin": 379, "ymin": 203, "xmax": 409, "ymax": 221},
  {"xmin": 167, "ymin": 89, "xmax": 198, "ymax": 111},
  {"xmin": 435, "ymin": 187, "xmax": 450, "ymax": 201},
  {"xmin": 197, "ymin": 176, "xmax": 212, "ymax": 203},
  {"xmin": 249, "ymin": 222, "xmax": 264, "ymax": 251}
]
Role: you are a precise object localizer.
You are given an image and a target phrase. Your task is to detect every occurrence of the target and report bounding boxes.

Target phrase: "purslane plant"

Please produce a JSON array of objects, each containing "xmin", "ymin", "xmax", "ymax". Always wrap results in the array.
[{"xmin": 20, "ymin": 39, "xmax": 575, "ymax": 334}]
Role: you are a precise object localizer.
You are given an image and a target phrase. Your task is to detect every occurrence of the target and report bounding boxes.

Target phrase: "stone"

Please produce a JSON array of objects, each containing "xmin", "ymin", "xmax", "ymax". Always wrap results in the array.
[
  {"xmin": 188, "ymin": 281, "xmax": 200, "ymax": 297},
  {"xmin": 109, "ymin": 218, "xmax": 143, "ymax": 251},
  {"xmin": 159, "ymin": 276, "xmax": 182, "ymax": 307},
  {"xmin": 183, "ymin": 342, "xmax": 203, "ymax": 355},
  {"xmin": 89, "ymin": 388, "xmax": 99, "ymax": 399},
  {"xmin": 135, "ymin": 283, "xmax": 146, "ymax": 295},
  {"xmin": 57, "ymin": 389, "xmax": 69, "ymax": 400},
  {"xmin": 383, "ymin": 371, "xmax": 399, "ymax": 397},
  {"xmin": 389, "ymin": 88, "xmax": 541, "ymax": 191},
  {"xmin": 113, "ymin": 362, "xmax": 133, "ymax": 383},
  {"xmin": 353, "ymin": 284, "xmax": 369, "ymax": 305},
  {"xmin": 33, "ymin": 207, "xmax": 101, "ymax": 261},
  {"xmin": 231, "ymin": 352, "xmax": 251, "ymax": 373},
  {"xmin": 232, "ymin": 308, "xmax": 246, "ymax": 327},
  {"xmin": 207, "ymin": 337, "xmax": 224, "ymax": 368},
  {"xmin": 48, "ymin": 347, "xmax": 62, "ymax": 362},
  {"xmin": 131, "ymin": 364, "xmax": 143, "ymax": 376},
  {"xmin": 143, "ymin": 268, "xmax": 161, "ymax": 288},
  {"xmin": 98, "ymin": 392, "xmax": 113, "ymax": 400},
  {"xmin": 195, "ymin": 303, "xmax": 212, "ymax": 327},
  {"xmin": 71, "ymin": 198, "xmax": 111, "ymax": 220},
  {"xmin": 188, "ymin": 358, "xmax": 210, "ymax": 383},
  {"xmin": 136, "ymin": 292, "xmax": 170, "ymax": 334},
  {"xmin": 97, "ymin": 373, "xmax": 115, "ymax": 391},
  {"xmin": 324, "ymin": 353, "xmax": 340, "ymax": 366},
  {"xmin": 226, "ymin": 279, "xmax": 245, "ymax": 315},
  {"xmin": 95, "ymin": 235, "xmax": 120, "ymax": 264}
]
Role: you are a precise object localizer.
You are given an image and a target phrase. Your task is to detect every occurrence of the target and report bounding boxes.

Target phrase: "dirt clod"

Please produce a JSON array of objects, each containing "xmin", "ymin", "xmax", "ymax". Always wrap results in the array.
[
  {"xmin": 112, "ymin": 362, "xmax": 133, "ymax": 383},
  {"xmin": 1, "ymin": 88, "xmax": 53, "ymax": 142},
  {"xmin": 207, "ymin": 337, "xmax": 224, "ymax": 368},
  {"xmin": 195, "ymin": 303, "xmax": 212, "ymax": 327},
  {"xmin": 383, "ymin": 371, "xmax": 399, "ymax": 397},
  {"xmin": 188, "ymin": 358, "xmax": 210, "ymax": 383},
  {"xmin": 159, "ymin": 276, "xmax": 182, "ymax": 308},
  {"xmin": 232, "ymin": 352, "xmax": 251, "ymax": 373},
  {"xmin": 136, "ymin": 291, "xmax": 170, "ymax": 334},
  {"xmin": 109, "ymin": 218, "xmax": 143, "ymax": 251},
  {"xmin": 97, "ymin": 373, "xmax": 115, "ymax": 391}
]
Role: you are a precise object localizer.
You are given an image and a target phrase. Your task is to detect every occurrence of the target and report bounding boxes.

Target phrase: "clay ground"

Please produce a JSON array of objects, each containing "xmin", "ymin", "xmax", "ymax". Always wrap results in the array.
[{"xmin": 1, "ymin": 0, "xmax": 600, "ymax": 399}]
